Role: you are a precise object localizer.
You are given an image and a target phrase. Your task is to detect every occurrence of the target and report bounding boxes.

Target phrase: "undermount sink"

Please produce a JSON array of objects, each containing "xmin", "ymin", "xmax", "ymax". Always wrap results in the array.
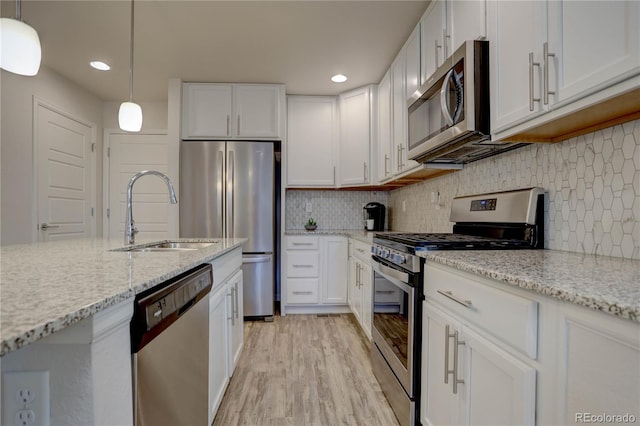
[{"xmin": 112, "ymin": 241, "xmax": 218, "ymax": 252}]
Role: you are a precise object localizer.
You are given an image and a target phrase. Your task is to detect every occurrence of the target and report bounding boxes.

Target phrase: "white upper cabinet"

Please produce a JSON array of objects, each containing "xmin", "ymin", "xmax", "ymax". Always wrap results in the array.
[
  {"xmin": 489, "ymin": 0, "xmax": 639, "ymax": 137},
  {"xmin": 446, "ymin": 0, "xmax": 487, "ymax": 56},
  {"xmin": 182, "ymin": 84, "xmax": 233, "ymax": 139},
  {"xmin": 233, "ymin": 85, "xmax": 281, "ymax": 138},
  {"xmin": 391, "ymin": 51, "xmax": 420, "ymax": 174},
  {"xmin": 286, "ymin": 96, "xmax": 337, "ymax": 187},
  {"xmin": 182, "ymin": 83, "xmax": 283, "ymax": 140},
  {"xmin": 547, "ymin": 0, "xmax": 639, "ymax": 106},
  {"xmin": 405, "ymin": 24, "xmax": 422, "ymax": 100},
  {"xmin": 339, "ymin": 85, "xmax": 377, "ymax": 186},
  {"xmin": 377, "ymin": 70, "xmax": 393, "ymax": 182},
  {"xmin": 420, "ymin": 0, "xmax": 446, "ymax": 85},
  {"xmin": 488, "ymin": 0, "xmax": 547, "ymax": 132},
  {"xmin": 421, "ymin": 0, "xmax": 486, "ymax": 85}
]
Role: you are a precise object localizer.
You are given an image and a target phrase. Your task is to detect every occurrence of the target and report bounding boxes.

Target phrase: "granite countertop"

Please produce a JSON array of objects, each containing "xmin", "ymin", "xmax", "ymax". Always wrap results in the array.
[
  {"xmin": 0, "ymin": 237, "xmax": 246, "ymax": 357},
  {"xmin": 285, "ymin": 229, "xmax": 392, "ymax": 244},
  {"xmin": 419, "ymin": 250, "xmax": 640, "ymax": 323}
]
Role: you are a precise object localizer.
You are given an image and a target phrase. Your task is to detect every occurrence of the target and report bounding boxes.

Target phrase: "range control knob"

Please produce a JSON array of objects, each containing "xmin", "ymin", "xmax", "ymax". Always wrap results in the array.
[
  {"xmin": 382, "ymin": 249, "xmax": 390, "ymax": 258},
  {"xmin": 396, "ymin": 255, "xmax": 406, "ymax": 264}
]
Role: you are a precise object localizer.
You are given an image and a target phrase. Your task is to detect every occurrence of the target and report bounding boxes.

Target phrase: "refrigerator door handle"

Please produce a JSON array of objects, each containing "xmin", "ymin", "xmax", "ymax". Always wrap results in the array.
[
  {"xmin": 217, "ymin": 150, "xmax": 224, "ymax": 236},
  {"xmin": 227, "ymin": 149, "xmax": 235, "ymax": 239},
  {"xmin": 243, "ymin": 255, "xmax": 272, "ymax": 264}
]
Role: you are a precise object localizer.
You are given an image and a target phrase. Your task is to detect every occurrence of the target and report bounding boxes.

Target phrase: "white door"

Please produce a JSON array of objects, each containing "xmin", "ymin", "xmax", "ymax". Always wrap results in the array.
[
  {"xmin": 233, "ymin": 84, "xmax": 280, "ymax": 138},
  {"xmin": 322, "ymin": 236, "xmax": 348, "ymax": 304},
  {"xmin": 377, "ymin": 70, "xmax": 393, "ymax": 182},
  {"xmin": 105, "ymin": 130, "xmax": 171, "ymax": 241},
  {"xmin": 421, "ymin": 0, "xmax": 446, "ymax": 84},
  {"xmin": 447, "ymin": 0, "xmax": 487, "ymax": 56},
  {"xmin": 405, "ymin": 24, "xmax": 422, "ymax": 100},
  {"xmin": 35, "ymin": 101, "xmax": 95, "ymax": 242},
  {"xmin": 339, "ymin": 86, "xmax": 372, "ymax": 186},
  {"xmin": 181, "ymin": 83, "xmax": 232, "ymax": 139}
]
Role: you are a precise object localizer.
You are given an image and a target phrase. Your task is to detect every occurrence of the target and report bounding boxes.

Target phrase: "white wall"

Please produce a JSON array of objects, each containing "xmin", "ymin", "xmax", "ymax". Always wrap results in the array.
[{"xmin": 1, "ymin": 67, "xmax": 104, "ymax": 245}]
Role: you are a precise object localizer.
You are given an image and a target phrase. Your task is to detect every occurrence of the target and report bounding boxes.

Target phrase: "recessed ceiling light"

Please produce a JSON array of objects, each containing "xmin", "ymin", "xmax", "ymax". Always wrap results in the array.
[
  {"xmin": 90, "ymin": 61, "xmax": 110, "ymax": 71},
  {"xmin": 331, "ymin": 74, "xmax": 348, "ymax": 83}
]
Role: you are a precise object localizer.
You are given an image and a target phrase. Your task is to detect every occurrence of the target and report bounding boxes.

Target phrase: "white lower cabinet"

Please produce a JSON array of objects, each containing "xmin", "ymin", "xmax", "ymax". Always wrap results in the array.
[
  {"xmin": 208, "ymin": 247, "xmax": 243, "ymax": 424},
  {"xmin": 283, "ymin": 235, "xmax": 349, "ymax": 313},
  {"xmin": 209, "ymin": 284, "xmax": 230, "ymax": 424},
  {"xmin": 348, "ymin": 238, "xmax": 373, "ymax": 339},
  {"xmin": 558, "ymin": 303, "xmax": 640, "ymax": 425},
  {"xmin": 227, "ymin": 269, "xmax": 244, "ymax": 376},
  {"xmin": 422, "ymin": 263, "xmax": 537, "ymax": 426}
]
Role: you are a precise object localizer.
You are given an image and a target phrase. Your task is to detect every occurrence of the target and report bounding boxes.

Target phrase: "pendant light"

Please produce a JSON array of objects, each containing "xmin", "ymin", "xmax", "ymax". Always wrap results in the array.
[
  {"xmin": 0, "ymin": 0, "xmax": 41, "ymax": 76},
  {"xmin": 119, "ymin": 0, "xmax": 142, "ymax": 132}
]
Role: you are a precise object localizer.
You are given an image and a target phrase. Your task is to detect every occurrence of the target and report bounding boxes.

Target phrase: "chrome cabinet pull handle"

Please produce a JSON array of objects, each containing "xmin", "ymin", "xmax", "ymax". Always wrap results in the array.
[
  {"xmin": 375, "ymin": 290, "xmax": 395, "ymax": 294},
  {"xmin": 445, "ymin": 324, "xmax": 452, "ymax": 384},
  {"xmin": 363, "ymin": 162, "xmax": 368, "ymax": 182},
  {"xmin": 227, "ymin": 292, "xmax": 234, "ymax": 324},
  {"xmin": 399, "ymin": 145, "xmax": 405, "ymax": 169},
  {"xmin": 384, "ymin": 154, "xmax": 389, "ymax": 176},
  {"xmin": 529, "ymin": 52, "xmax": 541, "ymax": 111},
  {"xmin": 452, "ymin": 330, "xmax": 465, "ymax": 394},
  {"xmin": 292, "ymin": 264, "xmax": 313, "ymax": 268},
  {"xmin": 437, "ymin": 290, "xmax": 472, "ymax": 308},
  {"xmin": 293, "ymin": 291, "xmax": 312, "ymax": 295},
  {"xmin": 543, "ymin": 42, "xmax": 555, "ymax": 105},
  {"xmin": 434, "ymin": 39, "xmax": 442, "ymax": 68},
  {"xmin": 292, "ymin": 242, "xmax": 313, "ymax": 246},
  {"xmin": 226, "ymin": 115, "xmax": 230, "ymax": 136},
  {"xmin": 237, "ymin": 115, "xmax": 240, "ymax": 135}
]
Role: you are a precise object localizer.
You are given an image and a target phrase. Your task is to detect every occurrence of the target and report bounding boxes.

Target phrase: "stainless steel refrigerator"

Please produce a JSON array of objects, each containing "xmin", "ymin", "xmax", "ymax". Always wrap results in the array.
[{"xmin": 180, "ymin": 141, "xmax": 277, "ymax": 319}]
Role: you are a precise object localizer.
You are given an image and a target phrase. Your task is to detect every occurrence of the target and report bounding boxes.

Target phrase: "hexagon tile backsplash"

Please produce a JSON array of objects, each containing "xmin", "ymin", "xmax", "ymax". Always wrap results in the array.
[{"xmin": 389, "ymin": 119, "xmax": 640, "ymax": 260}]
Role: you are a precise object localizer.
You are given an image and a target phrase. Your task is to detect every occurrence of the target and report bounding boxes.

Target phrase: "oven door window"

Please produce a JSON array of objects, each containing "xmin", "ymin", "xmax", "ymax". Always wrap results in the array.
[{"xmin": 373, "ymin": 271, "xmax": 411, "ymax": 369}]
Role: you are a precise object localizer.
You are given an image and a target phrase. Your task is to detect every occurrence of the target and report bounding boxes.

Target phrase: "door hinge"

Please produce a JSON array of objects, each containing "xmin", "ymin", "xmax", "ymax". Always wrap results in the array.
[
  {"xmin": 107, "ymin": 147, "xmax": 111, "ymax": 158},
  {"xmin": 107, "ymin": 208, "xmax": 111, "ymax": 218},
  {"xmin": 91, "ymin": 207, "xmax": 94, "ymax": 217}
]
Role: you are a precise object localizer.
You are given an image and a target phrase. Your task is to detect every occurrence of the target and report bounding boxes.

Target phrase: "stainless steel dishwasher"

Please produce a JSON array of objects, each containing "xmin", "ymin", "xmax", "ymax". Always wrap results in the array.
[{"xmin": 131, "ymin": 263, "xmax": 212, "ymax": 426}]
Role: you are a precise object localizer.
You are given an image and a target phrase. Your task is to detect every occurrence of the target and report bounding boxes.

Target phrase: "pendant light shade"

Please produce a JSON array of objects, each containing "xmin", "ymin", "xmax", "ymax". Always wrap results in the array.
[
  {"xmin": 0, "ymin": 1, "xmax": 41, "ymax": 76},
  {"xmin": 119, "ymin": 102, "xmax": 143, "ymax": 132},
  {"xmin": 119, "ymin": 0, "xmax": 142, "ymax": 132}
]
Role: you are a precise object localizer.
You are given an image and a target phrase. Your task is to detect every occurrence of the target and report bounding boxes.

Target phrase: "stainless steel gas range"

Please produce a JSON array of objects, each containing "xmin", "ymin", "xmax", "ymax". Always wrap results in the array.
[{"xmin": 370, "ymin": 187, "xmax": 545, "ymax": 426}]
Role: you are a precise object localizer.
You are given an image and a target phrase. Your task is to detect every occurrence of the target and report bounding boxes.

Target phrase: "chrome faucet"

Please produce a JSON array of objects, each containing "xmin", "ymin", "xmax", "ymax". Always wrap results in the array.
[{"xmin": 125, "ymin": 170, "xmax": 178, "ymax": 245}]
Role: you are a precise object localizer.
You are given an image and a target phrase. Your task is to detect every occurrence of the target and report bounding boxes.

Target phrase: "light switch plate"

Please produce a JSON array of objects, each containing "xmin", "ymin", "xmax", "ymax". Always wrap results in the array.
[{"xmin": 2, "ymin": 371, "xmax": 49, "ymax": 426}]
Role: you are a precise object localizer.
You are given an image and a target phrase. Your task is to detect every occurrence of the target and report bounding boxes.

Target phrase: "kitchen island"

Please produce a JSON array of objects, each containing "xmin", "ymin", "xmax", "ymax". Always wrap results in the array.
[{"xmin": 0, "ymin": 237, "xmax": 246, "ymax": 425}]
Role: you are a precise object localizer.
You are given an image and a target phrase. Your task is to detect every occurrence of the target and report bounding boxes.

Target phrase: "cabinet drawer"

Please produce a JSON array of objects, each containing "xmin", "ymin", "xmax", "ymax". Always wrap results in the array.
[
  {"xmin": 425, "ymin": 263, "xmax": 538, "ymax": 359},
  {"xmin": 286, "ymin": 252, "xmax": 319, "ymax": 277},
  {"xmin": 286, "ymin": 279, "xmax": 319, "ymax": 304},
  {"xmin": 286, "ymin": 236, "xmax": 319, "ymax": 250},
  {"xmin": 353, "ymin": 240, "xmax": 372, "ymax": 263},
  {"xmin": 374, "ymin": 278, "xmax": 402, "ymax": 304}
]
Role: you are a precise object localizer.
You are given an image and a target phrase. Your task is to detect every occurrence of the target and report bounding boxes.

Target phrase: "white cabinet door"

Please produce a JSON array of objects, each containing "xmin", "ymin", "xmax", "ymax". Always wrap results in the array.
[
  {"xmin": 547, "ymin": 0, "xmax": 640, "ymax": 106},
  {"xmin": 391, "ymin": 52, "xmax": 419, "ymax": 174},
  {"xmin": 322, "ymin": 236, "xmax": 348, "ymax": 304},
  {"xmin": 182, "ymin": 83, "xmax": 232, "ymax": 139},
  {"xmin": 227, "ymin": 269, "xmax": 244, "ymax": 377},
  {"xmin": 463, "ymin": 327, "xmax": 537, "ymax": 426},
  {"xmin": 560, "ymin": 306, "xmax": 640, "ymax": 425},
  {"xmin": 377, "ymin": 70, "xmax": 393, "ymax": 182},
  {"xmin": 421, "ymin": 0, "xmax": 446, "ymax": 84},
  {"xmin": 233, "ymin": 84, "xmax": 281, "ymax": 138},
  {"xmin": 405, "ymin": 24, "xmax": 422, "ymax": 100},
  {"xmin": 488, "ymin": 0, "xmax": 547, "ymax": 132},
  {"xmin": 208, "ymin": 285, "xmax": 229, "ymax": 424},
  {"xmin": 286, "ymin": 96, "xmax": 337, "ymax": 187},
  {"xmin": 339, "ymin": 86, "xmax": 374, "ymax": 186},
  {"xmin": 348, "ymin": 258, "xmax": 361, "ymax": 321},
  {"xmin": 447, "ymin": 0, "xmax": 487, "ymax": 55},
  {"xmin": 422, "ymin": 301, "xmax": 462, "ymax": 426},
  {"xmin": 360, "ymin": 261, "xmax": 373, "ymax": 338}
]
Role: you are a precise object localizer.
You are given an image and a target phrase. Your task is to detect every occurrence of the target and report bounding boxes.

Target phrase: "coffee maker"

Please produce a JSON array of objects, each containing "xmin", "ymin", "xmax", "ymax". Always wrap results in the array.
[{"xmin": 363, "ymin": 202, "xmax": 385, "ymax": 231}]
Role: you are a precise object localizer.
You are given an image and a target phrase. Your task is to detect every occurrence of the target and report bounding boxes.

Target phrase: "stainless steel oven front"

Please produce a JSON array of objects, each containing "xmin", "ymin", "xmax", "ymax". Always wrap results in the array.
[{"xmin": 370, "ymin": 255, "xmax": 422, "ymax": 426}]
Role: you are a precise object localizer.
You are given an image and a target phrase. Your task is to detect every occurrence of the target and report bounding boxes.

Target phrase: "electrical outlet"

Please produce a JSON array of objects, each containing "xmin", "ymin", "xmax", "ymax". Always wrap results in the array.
[
  {"xmin": 2, "ymin": 371, "xmax": 50, "ymax": 426},
  {"xmin": 402, "ymin": 200, "xmax": 406, "ymax": 213}
]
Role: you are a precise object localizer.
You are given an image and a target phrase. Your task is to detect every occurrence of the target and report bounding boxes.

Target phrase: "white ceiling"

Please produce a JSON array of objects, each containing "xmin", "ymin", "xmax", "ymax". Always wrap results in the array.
[{"xmin": 3, "ymin": 0, "xmax": 429, "ymax": 101}]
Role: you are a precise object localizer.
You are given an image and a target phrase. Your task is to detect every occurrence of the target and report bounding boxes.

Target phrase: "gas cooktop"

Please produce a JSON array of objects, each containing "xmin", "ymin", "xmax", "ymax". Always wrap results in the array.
[{"xmin": 374, "ymin": 232, "xmax": 536, "ymax": 252}]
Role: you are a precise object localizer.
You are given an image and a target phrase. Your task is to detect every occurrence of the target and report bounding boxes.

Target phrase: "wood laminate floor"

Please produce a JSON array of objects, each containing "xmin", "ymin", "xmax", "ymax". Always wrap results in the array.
[{"xmin": 213, "ymin": 314, "xmax": 400, "ymax": 426}]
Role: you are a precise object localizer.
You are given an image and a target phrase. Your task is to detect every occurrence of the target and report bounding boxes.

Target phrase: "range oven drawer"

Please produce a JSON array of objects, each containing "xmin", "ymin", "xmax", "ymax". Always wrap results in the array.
[{"xmin": 425, "ymin": 262, "xmax": 538, "ymax": 359}]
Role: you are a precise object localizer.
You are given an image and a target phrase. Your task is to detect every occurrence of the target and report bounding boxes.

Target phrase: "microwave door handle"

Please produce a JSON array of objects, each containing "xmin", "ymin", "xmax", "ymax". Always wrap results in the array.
[
  {"xmin": 440, "ymin": 69, "xmax": 456, "ymax": 127},
  {"xmin": 440, "ymin": 69, "xmax": 464, "ymax": 127}
]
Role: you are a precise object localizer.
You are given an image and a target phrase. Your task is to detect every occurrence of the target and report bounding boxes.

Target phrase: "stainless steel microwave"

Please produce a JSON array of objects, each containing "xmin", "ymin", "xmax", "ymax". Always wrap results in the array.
[{"xmin": 407, "ymin": 40, "xmax": 522, "ymax": 165}]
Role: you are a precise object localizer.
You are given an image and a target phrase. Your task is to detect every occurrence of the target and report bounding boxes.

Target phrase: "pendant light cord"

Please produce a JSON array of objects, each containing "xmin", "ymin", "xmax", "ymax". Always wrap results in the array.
[
  {"xmin": 16, "ymin": 0, "xmax": 21, "ymax": 20},
  {"xmin": 129, "ymin": 0, "xmax": 135, "ymax": 102}
]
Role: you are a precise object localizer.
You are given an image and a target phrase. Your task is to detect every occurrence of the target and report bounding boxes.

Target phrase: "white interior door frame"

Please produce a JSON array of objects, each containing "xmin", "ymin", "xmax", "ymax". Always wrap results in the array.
[
  {"xmin": 103, "ymin": 128, "xmax": 175, "ymax": 240},
  {"xmin": 32, "ymin": 96, "xmax": 97, "ymax": 242}
]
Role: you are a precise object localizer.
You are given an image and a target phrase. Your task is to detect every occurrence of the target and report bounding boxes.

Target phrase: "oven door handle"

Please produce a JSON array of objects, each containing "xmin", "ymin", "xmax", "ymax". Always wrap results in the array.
[{"xmin": 371, "ymin": 260, "xmax": 414, "ymax": 294}]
